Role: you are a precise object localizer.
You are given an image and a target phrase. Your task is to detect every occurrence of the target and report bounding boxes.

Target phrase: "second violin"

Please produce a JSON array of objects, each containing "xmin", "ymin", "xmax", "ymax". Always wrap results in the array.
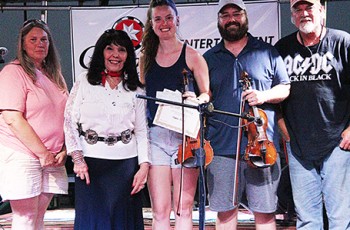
[{"xmin": 240, "ymin": 71, "xmax": 277, "ymax": 168}]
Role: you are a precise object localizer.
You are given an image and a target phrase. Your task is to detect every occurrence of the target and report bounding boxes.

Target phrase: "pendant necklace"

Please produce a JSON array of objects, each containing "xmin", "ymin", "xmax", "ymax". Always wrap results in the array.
[{"xmin": 299, "ymin": 26, "xmax": 324, "ymax": 56}]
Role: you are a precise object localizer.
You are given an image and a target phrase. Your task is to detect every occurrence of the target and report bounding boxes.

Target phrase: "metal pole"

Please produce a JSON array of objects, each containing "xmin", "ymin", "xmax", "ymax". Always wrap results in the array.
[
  {"xmin": 0, "ymin": 6, "xmax": 71, "ymax": 11},
  {"xmin": 324, "ymin": 0, "xmax": 327, "ymax": 26},
  {"xmin": 41, "ymin": 0, "xmax": 47, "ymax": 22}
]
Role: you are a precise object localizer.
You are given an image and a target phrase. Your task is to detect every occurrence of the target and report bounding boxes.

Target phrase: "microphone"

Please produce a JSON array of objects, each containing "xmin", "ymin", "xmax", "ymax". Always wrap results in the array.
[
  {"xmin": 242, "ymin": 112, "xmax": 256, "ymax": 122},
  {"xmin": 200, "ymin": 102, "xmax": 214, "ymax": 115},
  {"xmin": 0, "ymin": 47, "xmax": 8, "ymax": 56},
  {"xmin": 0, "ymin": 47, "xmax": 8, "ymax": 64}
]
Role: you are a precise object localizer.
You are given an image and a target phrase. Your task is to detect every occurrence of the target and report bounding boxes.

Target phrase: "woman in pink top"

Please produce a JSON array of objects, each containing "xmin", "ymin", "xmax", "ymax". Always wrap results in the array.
[{"xmin": 0, "ymin": 19, "xmax": 68, "ymax": 230}]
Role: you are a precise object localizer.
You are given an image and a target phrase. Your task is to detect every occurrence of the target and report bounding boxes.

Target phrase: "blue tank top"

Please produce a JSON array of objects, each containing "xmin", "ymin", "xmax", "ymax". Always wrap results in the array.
[{"xmin": 145, "ymin": 43, "xmax": 197, "ymax": 125}]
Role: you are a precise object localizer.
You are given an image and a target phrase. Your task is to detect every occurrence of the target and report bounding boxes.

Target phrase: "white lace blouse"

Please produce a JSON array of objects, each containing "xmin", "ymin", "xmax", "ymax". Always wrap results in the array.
[{"xmin": 64, "ymin": 72, "xmax": 150, "ymax": 164}]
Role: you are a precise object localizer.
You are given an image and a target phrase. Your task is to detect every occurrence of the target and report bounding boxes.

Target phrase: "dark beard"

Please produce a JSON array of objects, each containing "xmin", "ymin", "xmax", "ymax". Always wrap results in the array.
[{"xmin": 218, "ymin": 18, "xmax": 249, "ymax": 42}]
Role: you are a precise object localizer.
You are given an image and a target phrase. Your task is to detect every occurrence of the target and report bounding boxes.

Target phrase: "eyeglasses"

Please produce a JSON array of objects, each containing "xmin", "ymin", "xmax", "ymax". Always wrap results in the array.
[
  {"xmin": 219, "ymin": 11, "xmax": 245, "ymax": 21},
  {"xmin": 292, "ymin": 5, "xmax": 317, "ymax": 15},
  {"xmin": 22, "ymin": 19, "xmax": 47, "ymax": 28}
]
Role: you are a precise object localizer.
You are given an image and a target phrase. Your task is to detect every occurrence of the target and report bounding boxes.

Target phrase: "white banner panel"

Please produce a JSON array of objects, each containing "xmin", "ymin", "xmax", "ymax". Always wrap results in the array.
[{"xmin": 70, "ymin": 1, "xmax": 279, "ymax": 80}]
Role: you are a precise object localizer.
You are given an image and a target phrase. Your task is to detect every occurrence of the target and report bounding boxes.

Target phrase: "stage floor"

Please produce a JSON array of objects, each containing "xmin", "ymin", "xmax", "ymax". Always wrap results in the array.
[{"xmin": 0, "ymin": 207, "xmax": 296, "ymax": 229}]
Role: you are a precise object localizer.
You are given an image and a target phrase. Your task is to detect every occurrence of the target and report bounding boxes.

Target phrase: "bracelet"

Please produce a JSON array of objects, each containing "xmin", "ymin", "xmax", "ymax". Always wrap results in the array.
[
  {"xmin": 71, "ymin": 151, "xmax": 85, "ymax": 165},
  {"xmin": 72, "ymin": 157, "xmax": 85, "ymax": 165}
]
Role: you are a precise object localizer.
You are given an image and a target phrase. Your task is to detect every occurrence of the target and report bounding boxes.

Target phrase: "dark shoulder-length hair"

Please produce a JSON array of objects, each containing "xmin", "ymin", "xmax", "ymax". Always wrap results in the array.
[
  {"xmin": 17, "ymin": 19, "xmax": 67, "ymax": 91},
  {"xmin": 87, "ymin": 29, "xmax": 143, "ymax": 91},
  {"xmin": 141, "ymin": 0, "xmax": 178, "ymax": 76}
]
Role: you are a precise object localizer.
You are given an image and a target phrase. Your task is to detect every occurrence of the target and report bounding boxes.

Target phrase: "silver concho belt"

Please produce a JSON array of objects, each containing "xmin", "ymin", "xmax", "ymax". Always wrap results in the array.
[{"xmin": 79, "ymin": 129, "xmax": 132, "ymax": 146}]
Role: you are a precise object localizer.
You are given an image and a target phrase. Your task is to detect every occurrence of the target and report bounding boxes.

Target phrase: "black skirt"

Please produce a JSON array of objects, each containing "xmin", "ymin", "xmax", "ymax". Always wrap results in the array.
[{"xmin": 74, "ymin": 156, "xmax": 144, "ymax": 230}]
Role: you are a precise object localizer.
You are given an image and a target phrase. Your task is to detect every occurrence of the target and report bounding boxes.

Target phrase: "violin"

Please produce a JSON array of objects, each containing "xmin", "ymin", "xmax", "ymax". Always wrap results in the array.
[
  {"xmin": 240, "ymin": 71, "xmax": 277, "ymax": 168},
  {"xmin": 177, "ymin": 134, "xmax": 213, "ymax": 168},
  {"xmin": 176, "ymin": 68, "xmax": 213, "ymax": 168}
]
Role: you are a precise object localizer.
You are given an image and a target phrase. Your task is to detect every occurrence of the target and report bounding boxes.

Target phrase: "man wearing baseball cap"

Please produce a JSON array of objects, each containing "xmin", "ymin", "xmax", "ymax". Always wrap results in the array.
[
  {"xmin": 290, "ymin": 0, "xmax": 320, "ymax": 8},
  {"xmin": 203, "ymin": 0, "xmax": 290, "ymax": 229},
  {"xmin": 275, "ymin": 0, "xmax": 350, "ymax": 229}
]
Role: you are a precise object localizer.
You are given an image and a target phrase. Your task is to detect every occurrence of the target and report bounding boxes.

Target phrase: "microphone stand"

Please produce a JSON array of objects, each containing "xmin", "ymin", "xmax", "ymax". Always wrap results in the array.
[
  {"xmin": 136, "ymin": 94, "xmax": 255, "ymax": 230},
  {"xmin": 197, "ymin": 103, "xmax": 207, "ymax": 230}
]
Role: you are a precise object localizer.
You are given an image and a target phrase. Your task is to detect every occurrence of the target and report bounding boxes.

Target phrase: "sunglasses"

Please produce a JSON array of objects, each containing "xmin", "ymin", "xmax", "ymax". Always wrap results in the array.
[{"xmin": 22, "ymin": 19, "xmax": 47, "ymax": 28}]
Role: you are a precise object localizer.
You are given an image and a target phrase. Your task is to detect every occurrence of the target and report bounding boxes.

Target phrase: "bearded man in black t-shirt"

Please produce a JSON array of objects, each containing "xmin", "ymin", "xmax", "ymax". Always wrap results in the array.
[{"xmin": 275, "ymin": 0, "xmax": 350, "ymax": 229}]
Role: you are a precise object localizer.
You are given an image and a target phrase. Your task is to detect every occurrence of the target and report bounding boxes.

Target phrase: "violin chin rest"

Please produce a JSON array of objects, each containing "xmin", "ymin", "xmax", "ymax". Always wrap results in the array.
[
  {"xmin": 183, "ymin": 157, "xmax": 198, "ymax": 168},
  {"xmin": 249, "ymin": 155, "xmax": 271, "ymax": 168}
]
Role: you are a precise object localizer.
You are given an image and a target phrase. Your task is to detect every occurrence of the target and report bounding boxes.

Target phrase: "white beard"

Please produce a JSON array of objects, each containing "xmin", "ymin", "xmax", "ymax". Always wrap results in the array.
[{"xmin": 299, "ymin": 21, "xmax": 316, "ymax": 34}]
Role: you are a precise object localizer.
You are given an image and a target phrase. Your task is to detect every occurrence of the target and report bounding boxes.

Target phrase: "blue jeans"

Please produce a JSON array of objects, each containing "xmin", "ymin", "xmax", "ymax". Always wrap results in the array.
[{"xmin": 287, "ymin": 143, "xmax": 350, "ymax": 229}]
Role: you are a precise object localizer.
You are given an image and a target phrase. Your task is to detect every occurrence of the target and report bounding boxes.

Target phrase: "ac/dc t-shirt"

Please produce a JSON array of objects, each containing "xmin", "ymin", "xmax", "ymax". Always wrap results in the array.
[{"xmin": 275, "ymin": 28, "xmax": 350, "ymax": 161}]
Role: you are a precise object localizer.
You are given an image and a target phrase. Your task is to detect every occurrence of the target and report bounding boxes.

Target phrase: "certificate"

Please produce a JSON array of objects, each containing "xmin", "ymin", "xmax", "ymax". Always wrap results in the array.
[{"xmin": 153, "ymin": 89, "xmax": 200, "ymax": 138}]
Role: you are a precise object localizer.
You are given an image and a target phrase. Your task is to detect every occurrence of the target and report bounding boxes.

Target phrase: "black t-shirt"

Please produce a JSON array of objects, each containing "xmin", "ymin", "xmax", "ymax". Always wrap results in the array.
[{"xmin": 275, "ymin": 28, "xmax": 350, "ymax": 160}]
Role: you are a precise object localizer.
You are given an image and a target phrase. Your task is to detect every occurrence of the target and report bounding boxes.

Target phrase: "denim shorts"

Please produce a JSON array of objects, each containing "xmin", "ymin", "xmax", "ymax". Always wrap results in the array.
[
  {"xmin": 206, "ymin": 155, "xmax": 280, "ymax": 213},
  {"xmin": 149, "ymin": 126, "xmax": 183, "ymax": 168},
  {"xmin": 287, "ymin": 142, "xmax": 350, "ymax": 230}
]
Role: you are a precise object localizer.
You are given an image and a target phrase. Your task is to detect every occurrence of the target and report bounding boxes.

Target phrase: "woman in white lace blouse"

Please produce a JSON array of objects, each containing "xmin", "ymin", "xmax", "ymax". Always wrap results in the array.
[{"xmin": 64, "ymin": 29, "xmax": 150, "ymax": 230}]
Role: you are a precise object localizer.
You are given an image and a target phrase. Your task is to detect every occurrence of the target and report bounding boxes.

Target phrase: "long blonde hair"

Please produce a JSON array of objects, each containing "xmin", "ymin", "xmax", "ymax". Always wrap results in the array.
[{"xmin": 17, "ymin": 19, "xmax": 67, "ymax": 91}]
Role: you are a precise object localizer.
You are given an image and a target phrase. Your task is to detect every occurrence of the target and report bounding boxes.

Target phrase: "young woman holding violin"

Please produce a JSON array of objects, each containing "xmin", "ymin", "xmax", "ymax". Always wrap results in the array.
[{"xmin": 139, "ymin": 0, "xmax": 210, "ymax": 229}]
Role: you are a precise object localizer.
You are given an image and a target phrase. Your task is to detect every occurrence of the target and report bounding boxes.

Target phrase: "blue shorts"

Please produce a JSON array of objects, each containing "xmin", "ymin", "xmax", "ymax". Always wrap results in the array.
[
  {"xmin": 149, "ymin": 126, "xmax": 183, "ymax": 168},
  {"xmin": 206, "ymin": 155, "xmax": 280, "ymax": 213}
]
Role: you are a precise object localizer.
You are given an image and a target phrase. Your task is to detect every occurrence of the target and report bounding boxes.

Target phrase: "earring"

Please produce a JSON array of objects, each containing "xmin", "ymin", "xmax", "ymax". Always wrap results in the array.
[{"xmin": 124, "ymin": 73, "xmax": 128, "ymax": 80}]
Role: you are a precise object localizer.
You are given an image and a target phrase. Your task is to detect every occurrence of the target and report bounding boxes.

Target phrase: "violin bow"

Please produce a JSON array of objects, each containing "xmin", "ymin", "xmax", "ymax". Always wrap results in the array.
[
  {"xmin": 176, "ymin": 68, "xmax": 189, "ymax": 216},
  {"xmin": 232, "ymin": 71, "xmax": 248, "ymax": 207}
]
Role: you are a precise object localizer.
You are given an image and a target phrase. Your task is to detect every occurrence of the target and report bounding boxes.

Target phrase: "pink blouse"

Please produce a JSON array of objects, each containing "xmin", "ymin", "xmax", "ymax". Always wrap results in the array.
[{"xmin": 0, "ymin": 61, "xmax": 68, "ymax": 158}]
